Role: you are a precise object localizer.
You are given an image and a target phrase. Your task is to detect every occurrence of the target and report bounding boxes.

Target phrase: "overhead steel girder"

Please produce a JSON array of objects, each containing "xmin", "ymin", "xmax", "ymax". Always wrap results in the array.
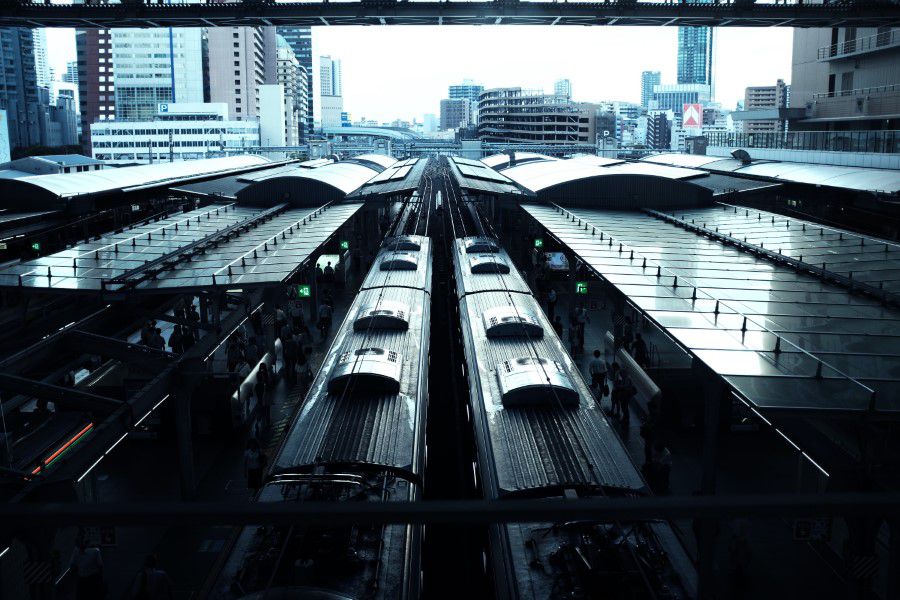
[
  {"xmin": 2, "ymin": 2, "xmax": 899, "ymax": 29},
  {"xmin": 0, "ymin": 373, "xmax": 122, "ymax": 414},
  {"xmin": 64, "ymin": 330, "xmax": 175, "ymax": 372}
]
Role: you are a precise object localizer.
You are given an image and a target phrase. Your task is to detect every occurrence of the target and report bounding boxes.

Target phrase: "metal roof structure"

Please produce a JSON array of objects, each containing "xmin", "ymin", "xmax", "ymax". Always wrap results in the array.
[
  {"xmin": 347, "ymin": 153, "xmax": 398, "ymax": 170},
  {"xmin": 322, "ymin": 126, "xmax": 421, "ymax": 141},
  {"xmin": 447, "ymin": 157, "xmax": 525, "ymax": 197},
  {"xmin": 565, "ymin": 154, "xmax": 626, "ymax": 167},
  {"xmin": 348, "ymin": 158, "xmax": 426, "ymax": 199},
  {"xmin": 523, "ymin": 202, "xmax": 900, "ymax": 414},
  {"xmin": 0, "ymin": 202, "xmax": 362, "ymax": 294},
  {"xmin": 502, "ymin": 158, "xmax": 707, "ymax": 193},
  {"xmin": 237, "ymin": 161, "xmax": 381, "ymax": 206},
  {"xmin": 480, "ymin": 152, "xmax": 557, "ymax": 171},
  {"xmin": 170, "ymin": 163, "xmax": 302, "ymax": 200},
  {"xmin": 642, "ymin": 153, "xmax": 900, "ymax": 194}
]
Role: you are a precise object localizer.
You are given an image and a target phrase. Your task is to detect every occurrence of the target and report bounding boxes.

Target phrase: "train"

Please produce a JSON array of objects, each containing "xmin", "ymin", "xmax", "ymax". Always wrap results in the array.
[
  {"xmin": 207, "ymin": 234, "xmax": 432, "ymax": 599},
  {"xmin": 451, "ymin": 235, "xmax": 695, "ymax": 599}
]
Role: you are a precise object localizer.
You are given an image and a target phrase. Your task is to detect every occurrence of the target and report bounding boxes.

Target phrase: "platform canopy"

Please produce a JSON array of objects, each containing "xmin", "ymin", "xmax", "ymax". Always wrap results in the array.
[
  {"xmin": 523, "ymin": 202, "xmax": 900, "ymax": 415},
  {"xmin": 0, "ymin": 202, "xmax": 362, "ymax": 294}
]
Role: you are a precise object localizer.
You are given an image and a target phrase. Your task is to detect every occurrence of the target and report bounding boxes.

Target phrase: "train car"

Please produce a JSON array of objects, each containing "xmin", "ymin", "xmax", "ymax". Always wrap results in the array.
[
  {"xmin": 452, "ymin": 236, "xmax": 694, "ymax": 599},
  {"xmin": 208, "ymin": 235, "xmax": 432, "ymax": 599}
]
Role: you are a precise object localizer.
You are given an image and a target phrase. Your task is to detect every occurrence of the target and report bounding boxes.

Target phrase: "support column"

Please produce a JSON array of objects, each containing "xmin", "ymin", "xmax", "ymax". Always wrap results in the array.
[
  {"xmin": 888, "ymin": 519, "xmax": 900, "ymax": 600},
  {"xmin": 174, "ymin": 386, "xmax": 194, "ymax": 500},
  {"xmin": 199, "ymin": 294, "xmax": 209, "ymax": 326}
]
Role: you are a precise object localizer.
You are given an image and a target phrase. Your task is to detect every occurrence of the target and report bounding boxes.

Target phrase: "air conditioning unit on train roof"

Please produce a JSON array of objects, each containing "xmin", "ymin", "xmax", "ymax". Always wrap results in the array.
[
  {"xmin": 328, "ymin": 347, "xmax": 403, "ymax": 395},
  {"xmin": 496, "ymin": 357, "xmax": 579, "ymax": 407},
  {"xmin": 380, "ymin": 252, "xmax": 419, "ymax": 271},
  {"xmin": 463, "ymin": 237, "xmax": 500, "ymax": 254},
  {"xmin": 482, "ymin": 306, "xmax": 543, "ymax": 339},
  {"xmin": 469, "ymin": 254, "xmax": 509, "ymax": 274},
  {"xmin": 354, "ymin": 301, "xmax": 410, "ymax": 331},
  {"xmin": 385, "ymin": 236, "xmax": 422, "ymax": 252}
]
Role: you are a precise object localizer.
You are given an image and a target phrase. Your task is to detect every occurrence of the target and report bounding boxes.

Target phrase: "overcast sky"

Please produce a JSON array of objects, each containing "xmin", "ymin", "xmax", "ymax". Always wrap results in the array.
[{"xmin": 46, "ymin": 26, "xmax": 794, "ymax": 123}]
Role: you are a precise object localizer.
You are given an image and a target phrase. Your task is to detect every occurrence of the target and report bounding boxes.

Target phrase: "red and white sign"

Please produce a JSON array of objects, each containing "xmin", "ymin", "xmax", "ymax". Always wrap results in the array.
[{"xmin": 683, "ymin": 103, "xmax": 703, "ymax": 128}]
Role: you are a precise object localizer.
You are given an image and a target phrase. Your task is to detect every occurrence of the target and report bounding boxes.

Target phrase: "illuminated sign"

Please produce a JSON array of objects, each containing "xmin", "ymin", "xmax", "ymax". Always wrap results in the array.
[
  {"xmin": 340, "ymin": 240, "xmax": 350, "ymax": 250},
  {"xmin": 575, "ymin": 281, "xmax": 589, "ymax": 295},
  {"xmin": 297, "ymin": 284, "xmax": 311, "ymax": 298},
  {"xmin": 534, "ymin": 238, "xmax": 544, "ymax": 249},
  {"xmin": 31, "ymin": 242, "xmax": 41, "ymax": 251}
]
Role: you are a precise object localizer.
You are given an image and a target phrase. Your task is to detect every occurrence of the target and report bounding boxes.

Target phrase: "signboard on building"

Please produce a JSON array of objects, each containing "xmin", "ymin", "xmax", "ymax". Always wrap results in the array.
[{"xmin": 683, "ymin": 103, "xmax": 703, "ymax": 129}]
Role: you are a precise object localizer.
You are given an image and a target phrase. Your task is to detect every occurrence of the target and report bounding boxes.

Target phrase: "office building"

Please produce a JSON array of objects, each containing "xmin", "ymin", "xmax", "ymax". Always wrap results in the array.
[
  {"xmin": 259, "ymin": 85, "xmax": 287, "ymax": 147},
  {"xmin": 740, "ymin": 79, "xmax": 790, "ymax": 134},
  {"xmin": 208, "ymin": 27, "xmax": 278, "ymax": 121},
  {"xmin": 652, "ymin": 83, "xmax": 712, "ymax": 114},
  {"xmin": 76, "ymin": 28, "xmax": 114, "ymax": 151},
  {"xmin": 33, "ymin": 29, "xmax": 50, "ymax": 90},
  {"xmin": 440, "ymin": 98, "xmax": 471, "ymax": 130},
  {"xmin": 554, "ymin": 79, "xmax": 572, "ymax": 100},
  {"xmin": 0, "ymin": 110, "xmax": 9, "ymax": 162},
  {"xmin": 448, "ymin": 80, "xmax": 483, "ymax": 104},
  {"xmin": 641, "ymin": 71, "xmax": 661, "ymax": 108},
  {"xmin": 477, "ymin": 87, "xmax": 598, "ymax": 144},
  {"xmin": 320, "ymin": 55, "xmax": 344, "ymax": 129},
  {"xmin": 277, "ymin": 26, "xmax": 313, "ymax": 134},
  {"xmin": 677, "ymin": 27, "xmax": 714, "ymax": 87},
  {"xmin": 63, "ymin": 60, "xmax": 78, "ymax": 85},
  {"xmin": 275, "ymin": 36, "xmax": 308, "ymax": 145},
  {"xmin": 0, "ymin": 28, "xmax": 41, "ymax": 150},
  {"xmin": 90, "ymin": 102, "xmax": 259, "ymax": 162},
  {"xmin": 45, "ymin": 90, "xmax": 79, "ymax": 147}
]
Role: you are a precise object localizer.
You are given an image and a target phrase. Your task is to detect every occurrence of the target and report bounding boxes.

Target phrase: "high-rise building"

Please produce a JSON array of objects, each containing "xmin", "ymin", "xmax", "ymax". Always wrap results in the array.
[
  {"xmin": 641, "ymin": 71, "xmax": 661, "ymax": 108},
  {"xmin": 33, "ymin": 29, "xmax": 50, "ymax": 90},
  {"xmin": 741, "ymin": 79, "xmax": 790, "ymax": 134},
  {"xmin": 449, "ymin": 79, "xmax": 484, "ymax": 104},
  {"xmin": 652, "ymin": 83, "xmax": 712, "ymax": 114},
  {"xmin": 208, "ymin": 27, "xmax": 278, "ymax": 121},
  {"xmin": 276, "ymin": 26, "xmax": 313, "ymax": 134},
  {"xmin": 275, "ymin": 35, "xmax": 308, "ymax": 145},
  {"xmin": 440, "ymin": 98, "xmax": 470, "ymax": 130},
  {"xmin": 319, "ymin": 55, "xmax": 343, "ymax": 129},
  {"xmin": 477, "ymin": 88, "xmax": 599, "ymax": 145},
  {"xmin": 0, "ymin": 28, "xmax": 41, "ymax": 150},
  {"xmin": 554, "ymin": 79, "xmax": 572, "ymax": 100},
  {"xmin": 76, "ymin": 28, "xmax": 114, "ymax": 151},
  {"xmin": 111, "ymin": 28, "xmax": 205, "ymax": 122},
  {"xmin": 47, "ymin": 89, "xmax": 79, "ymax": 147},
  {"xmin": 677, "ymin": 27, "xmax": 714, "ymax": 88},
  {"xmin": 63, "ymin": 61, "xmax": 79, "ymax": 85},
  {"xmin": 259, "ymin": 84, "xmax": 287, "ymax": 147}
]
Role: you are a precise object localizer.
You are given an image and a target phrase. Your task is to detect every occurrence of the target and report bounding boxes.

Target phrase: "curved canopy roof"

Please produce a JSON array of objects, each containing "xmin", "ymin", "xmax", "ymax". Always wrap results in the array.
[
  {"xmin": 481, "ymin": 152, "xmax": 557, "ymax": 171},
  {"xmin": 322, "ymin": 126, "xmax": 421, "ymax": 141},
  {"xmin": 238, "ymin": 161, "xmax": 381, "ymax": 206},
  {"xmin": 6, "ymin": 155, "xmax": 271, "ymax": 200},
  {"xmin": 347, "ymin": 153, "xmax": 398, "ymax": 170},
  {"xmin": 503, "ymin": 157, "xmax": 706, "ymax": 193}
]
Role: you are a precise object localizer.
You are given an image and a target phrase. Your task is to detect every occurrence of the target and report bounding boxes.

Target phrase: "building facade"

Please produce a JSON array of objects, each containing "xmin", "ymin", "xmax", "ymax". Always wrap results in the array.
[
  {"xmin": 33, "ymin": 29, "xmax": 50, "ymax": 90},
  {"xmin": 276, "ymin": 35, "xmax": 307, "ymax": 145},
  {"xmin": 477, "ymin": 88, "xmax": 597, "ymax": 144},
  {"xmin": 646, "ymin": 111, "xmax": 672, "ymax": 149},
  {"xmin": 111, "ymin": 28, "xmax": 206, "ymax": 122},
  {"xmin": 440, "ymin": 98, "xmax": 470, "ymax": 130},
  {"xmin": 319, "ymin": 55, "xmax": 344, "ymax": 129},
  {"xmin": 641, "ymin": 71, "xmax": 661, "ymax": 108},
  {"xmin": 677, "ymin": 27, "xmax": 714, "ymax": 87},
  {"xmin": 554, "ymin": 79, "xmax": 572, "ymax": 100},
  {"xmin": 208, "ymin": 26, "xmax": 277, "ymax": 122},
  {"xmin": 741, "ymin": 79, "xmax": 790, "ymax": 134},
  {"xmin": 276, "ymin": 26, "xmax": 313, "ymax": 134},
  {"xmin": 76, "ymin": 28, "xmax": 113, "ymax": 151},
  {"xmin": 0, "ymin": 28, "xmax": 41, "ymax": 151},
  {"xmin": 90, "ymin": 102, "xmax": 259, "ymax": 162},
  {"xmin": 652, "ymin": 83, "xmax": 712, "ymax": 114}
]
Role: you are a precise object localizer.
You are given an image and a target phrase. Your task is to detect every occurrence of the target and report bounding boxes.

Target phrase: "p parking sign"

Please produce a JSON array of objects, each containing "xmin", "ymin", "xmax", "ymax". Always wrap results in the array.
[
  {"xmin": 575, "ymin": 281, "xmax": 589, "ymax": 295},
  {"xmin": 297, "ymin": 284, "xmax": 311, "ymax": 298}
]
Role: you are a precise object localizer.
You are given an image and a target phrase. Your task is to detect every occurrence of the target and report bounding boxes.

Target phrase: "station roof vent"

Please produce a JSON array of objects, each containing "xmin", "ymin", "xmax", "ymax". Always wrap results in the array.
[
  {"xmin": 381, "ymin": 252, "xmax": 419, "ymax": 271},
  {"xmin": 329, "ymin": 347, "xmax": 403, "ymax": 395},
  {"xmin": 496, "ymin": 357, "xmax": 579, "ymax": 407},
  {"xmin": 354, "ymin": 301, "xmax": 410, "ymax": 331},
  {"xmin": 385, "ymin": 236, "xmax": 422, "ymax": 252},
  {"xmin": 469, "ymin": 254, "xmax": 510, "ymax": 274},
  {"xmin": 463, "ymin": 237, "xmax": 500, "ymax": 254},
  {"xmin": 482, "ymin": 306, "xmax": 543, "ymax": 339}
]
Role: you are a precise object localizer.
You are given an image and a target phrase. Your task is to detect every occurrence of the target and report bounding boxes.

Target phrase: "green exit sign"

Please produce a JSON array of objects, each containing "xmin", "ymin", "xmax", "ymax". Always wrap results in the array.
[
  {"xmin": 340, "ymin": 240, "xmax": 350, "ymax": 250},
  {"xmin": 534, "ymin": 238, "xmax": 544, "ymax": 249},
  {"xmin": 297, "ymin": 284, "xmax": 311, "ymax": 298},
  {"xmin": 575, "ymin": 281, "xmax": 589, "ymax": 295},
  {"xmin": 31, "ymin": 242, "xmax": 41, "ymax": 252}
]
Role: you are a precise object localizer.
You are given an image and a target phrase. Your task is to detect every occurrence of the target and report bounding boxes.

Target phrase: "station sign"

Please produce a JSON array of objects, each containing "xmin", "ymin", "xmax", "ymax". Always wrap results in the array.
[
  {"xmin": 534, "ymin": 238, "xmax": 544, "ymax": 249},
  {"xmin": 31, "ymin": 242, "xmax": 41, "ymax": 252},
  {"xmin": 575, "ymin": 281, "xmax": 589, "ymax": 295},
  {"xmin": 297, "ymin": 284, "xmax": 311, "ymax": 298},
  {"xmin": 340, "ymin": 240, "xmax": 350, "ymax": 250}
]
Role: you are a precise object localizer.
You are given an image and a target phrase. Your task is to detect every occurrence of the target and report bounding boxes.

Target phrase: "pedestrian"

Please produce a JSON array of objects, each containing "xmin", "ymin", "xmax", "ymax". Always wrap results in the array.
[
  {"xmin": 70, "ymin": 536, "xmax": 104, "ymax": 600},
  {"xmin": 226, "ymin": 339, "xmax": 242, "ymax": 373},
  {"xmin": 290, "ymin": 298, "xmax": 305, "ymax": 333},
  {"xmin": 613, "ymin": 314, "xmax": 625, "ymax": 351},
  {"xmin": 619, "ymin": 371, "xmax": 635, "ymax": 425},
  {"xmin": 167, "ymin": 325, "xmax": 183, "ymax": 354},
  {"xmin": 181, "ymin": 327, "xmax": 195, "ymax": 352},
  {"xmin": 282, "ymin": 334, "xmax": 299, "ymax": 385},
  {"xmin": 609, "ymin": 362, "xmax": 622, "ymax": 418},
  {"xmin": 633, "ymin": 333, "xmax": 649, "ymax": 368},
  {"xmin": 317, "ymin": 302, "xmax": 333, "ymax": 340},
  {"xmin": 623, "ymin": 315, "xmax": 635, "ymax": 353},
  {"xmin": 322, "ymin": 289, "xmax": 335, "ymax": 310},
  {"xmin": 589, "ymin": 349, "xmax": 608, "ymax": 397},
  {"xmin": 575, "ymin": 303, "xmax": 589, "ymax": 351},
  {"xmin": 323, "ymin": 261, "xmax": 335, "ymax": 284},
  {"xmin": 244, "ymin": 438, "xmax": 267, "ymax": 494},
  {"xmin": 149, "ymin": 328, "xmax": 166, "ymax": 351},
  {"xmin": 297, "ymin": 345, "xmax": 313, "ymax": 390},
  {"xmin": 245, "ymin": 337, "xmax": 259, "ymax": 364},
  {"xmin": 140, "ymin": 320, "xmax": 155, "ymax": 346},
  {"xmin": 650, "ymin": 440, "xmax": 672, "ymax": 493},
  {"xmin": 187, "ymin": 304, "xmax": 200, "ymax": 335},
  {"xmin": 552, "ymin": 315, "xmax": 564, "ymax": 338},
  {"xmin": 255, "ymin": 363, "xmax": 270, "ymax": 427},
  {"xmin": 640, "ymin": 414, "xmax": 657, "ymax": 466},
  {"xmin": 567, "ymin": 318, "xmax": 579, "ymax": 356},
  {"xmin": 130, "ymin": 554, "xmax": 174, "ymax": 600},
  {"xmin": 275, "ymin": 304, "xmax": 287, "ymax": 339},
  {"xmin": 547, "ymin": 288, "xmax": 557, "ymax": 321}
]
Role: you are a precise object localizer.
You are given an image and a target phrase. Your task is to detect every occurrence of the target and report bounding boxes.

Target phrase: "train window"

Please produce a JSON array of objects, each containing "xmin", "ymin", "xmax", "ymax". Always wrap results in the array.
[
  {"xmin": 329, "ymin": 347, "xmax": 403, "ymax": 395},
  {"xmin": 463, "ymin": 237, "xmax": 500, "ymax": 254},
  {"xmin": 496, "ymin": 357, "xmax": 579, "ymax": 407},
  {"xmin": 482, "ymin": 306, "xmax": 543, "ymax": 338},
  {"xmin": 385, "ymin": 236, "xmax": 422, "ymax": 251},
  {"xmin": 380, "ymin": 252, "xmax": 419, "ymax": 271},
  {"xmin": 469, "ymin": 254, "xmax": 510, "ymax": 274},
  {"xmin": 354, "ymin": 301, "xmax": 410, "ymax": 331}
]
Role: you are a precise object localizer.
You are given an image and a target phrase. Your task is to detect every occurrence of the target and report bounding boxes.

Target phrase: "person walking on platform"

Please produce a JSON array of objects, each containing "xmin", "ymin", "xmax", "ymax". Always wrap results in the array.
[
  {"xmin": 167, "ymin": 325, "xmax": 183, "ymax": 354},
  {"xmin": 244, "ymin": 438, "xmax": 266, "ymax": 495},
  {"xmin": 633, "ymin": 333, "xmax": 649, "ymax": 368},
  {"xmin": 574, "ymin": 304, "xmax": 589, "ymax": 351},
  {"xmin": 552, "ymin": 315, "xmax": 564, "ymax": 338},
  {"xmin": 317, "ymin": 302, "xmax": 333, "ymax": 341},
  {"xmin": 283, "ymin": 334, "xmax": 299, "ymax": 385},
  {"xmin": 567, "ymin": 318, "xmax": 579, "ymax": 356},
  {"xmin": 255, "ymin": 363, "xmax": 271, "ymax": 428},
  {"xmin": 70, "ymin": 535, "xmax": 104, "ymax": 600},
  {"xmin": 623, "ymin": 315, "xmax": 635, "ymax": 353},
  {"xmin": 589, "ymin": 350, "xmax": 608, "ymax": 397},
  {"xmin": 290, "ymin": 298, "xmax": 305, "ymax": 333},
  {"xmin": 546, "ymin": 288, "xmax": 557, "ymax": 321},
  {"xmin": 130, "ymin": 554, "xmax": 174, "ymax": 600}
]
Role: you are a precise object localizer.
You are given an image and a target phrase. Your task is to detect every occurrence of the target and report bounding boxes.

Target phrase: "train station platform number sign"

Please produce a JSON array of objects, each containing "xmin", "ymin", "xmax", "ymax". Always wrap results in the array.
[
  {"xmin": 31, "ymin": 242, "xmax": 41, "ymax": 252},
  {"xmin": 340, "ymin": 240, "xmax": 350, "ymax": 250},
  {"xmin": 534, "ymin": 238, "xmax": 544, "ymax": 249},
  {"xmin": 576, "ymin": 281, "xmax": 589, "ymax": 295},
  {"xmin": 297, "ymin": 284, "xmax": 312, "ymax": 298}
]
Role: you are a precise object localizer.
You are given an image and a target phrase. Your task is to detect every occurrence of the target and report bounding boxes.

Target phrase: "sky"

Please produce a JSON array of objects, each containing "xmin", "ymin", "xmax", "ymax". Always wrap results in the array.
[{"xmin": 46, "ymin": 26, "xmax": 794, "ymax": 123}]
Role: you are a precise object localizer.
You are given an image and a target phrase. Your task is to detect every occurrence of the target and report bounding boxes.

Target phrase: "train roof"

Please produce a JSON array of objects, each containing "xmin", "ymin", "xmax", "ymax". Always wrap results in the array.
[
  {"xmin": 361, "ymin": 235, "xmax": 433, "ymax": 293},
  {"xmin": 452, "ymin": 237, "xmax": 531, "ymax": 299}
]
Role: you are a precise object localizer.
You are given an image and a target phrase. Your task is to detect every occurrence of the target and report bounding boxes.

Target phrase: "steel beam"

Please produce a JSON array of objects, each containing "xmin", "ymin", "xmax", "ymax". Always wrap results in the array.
[
  {"xmin": 0, "ymin": 374, "xmax": 122, "ymax": 414},
  {"xmin": 65, "ymin": 330, "xmax": 175, "ymax": 371}
]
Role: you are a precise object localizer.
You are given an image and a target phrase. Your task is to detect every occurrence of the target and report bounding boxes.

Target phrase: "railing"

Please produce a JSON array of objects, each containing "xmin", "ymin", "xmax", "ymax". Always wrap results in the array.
[
  {"xmin": 706, "ymin": 130, "xmax": 900, "ymax": 154},
  {"xmin": 818, "ymin": 27, "xmax": 899, "ymax": 60},
  {"xmin": 812, "ymin": 83, "xmax": 900, "ymax": 99}
]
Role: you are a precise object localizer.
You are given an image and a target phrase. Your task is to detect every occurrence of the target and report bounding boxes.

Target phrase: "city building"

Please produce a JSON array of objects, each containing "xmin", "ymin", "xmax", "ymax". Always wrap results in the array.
[
  {"xmin": 111, "ymin": 28, "xmax": 206, "ymax": 122},
  {"xmin": 677, "ymin": 27, "xmax": 714, "ymax": 88},
  {"xmin": 259, "ymin": 85, "xmax": 287, "ymax": 147},
  {"xmin": 423, "ymin": 113, "xmax": 438, "ymax": 135},
  {"xmin": 0, "ymin": 28, "xmax": 41, "ymax": 151},
  {"xmin": 646, "ymin": 111, "xmax": 672, "ymax": 149},
  {"xmin": 448, "ymin": 80, "xmax": 483, "ymax": 104},
  {"xmin": 90, "ymin": 102, "xmax": 259, "ymax": 162},
  {"xmin": 208, "ymin": 26, "xmax": 278, "ymax": 122},
  {"xmin": 554, "ymin": 79, "xmax": 572, "ymax": 100},
  {"xmin": 0, "ymin": 110, "xmax": 9, "ymax": 163},
  {"xmin": 320, "ymin": 55, "xmax": 344, "ymax": 129},
  {"xmin": 440, "ymin": 98, "xmax": 470, "ymax": 130},
  {"xmin": 46, "ymin": 89, "xmax": 79, "ymax": 147},
  {"xmin": 33, "ymin": 29, "xmax": 50, "ymax": 90},
  {"xmin": 477, "ymin": 87, "xmax": 598, "ymax": 144},
  {"xmin": 276, "ymin": 26, "xmax": 313, "ymax": 134},
  {"xmin": 641, "ymin": 71, "xmax": 661, "ymax": 108},
  {"xmin": 652, "ymin": 83, "xmax": 712, "ymax": 114},
  {"xmin": 276, "ymin": 35, "xmax": 308, "ymax": 145},
  {"xmin": 63, "ymin": 60, "xmax": 78, "ymax": 85},
  {"xmin": 76, "ymin": 28, "xmax": 114, "ymax": 151},
  {"xmin": 739, "ymin": 79, "xmax": 790, "ymax": 134},
  {"xmin": 0, "ymin": 153, "xmax": 103, "ymax": 175}
]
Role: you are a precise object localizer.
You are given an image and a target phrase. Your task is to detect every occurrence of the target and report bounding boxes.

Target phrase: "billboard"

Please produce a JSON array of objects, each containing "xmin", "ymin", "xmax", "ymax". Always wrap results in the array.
[{"xmin": 682, "ymin": 103, "xmax": 703, "ymax": 128}]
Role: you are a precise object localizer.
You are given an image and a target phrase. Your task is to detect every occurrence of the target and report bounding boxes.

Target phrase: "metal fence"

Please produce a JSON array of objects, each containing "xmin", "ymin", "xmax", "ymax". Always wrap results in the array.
[{"xmin": 707, "ymin": 130, "xmax": 900, "ymax": 154}]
